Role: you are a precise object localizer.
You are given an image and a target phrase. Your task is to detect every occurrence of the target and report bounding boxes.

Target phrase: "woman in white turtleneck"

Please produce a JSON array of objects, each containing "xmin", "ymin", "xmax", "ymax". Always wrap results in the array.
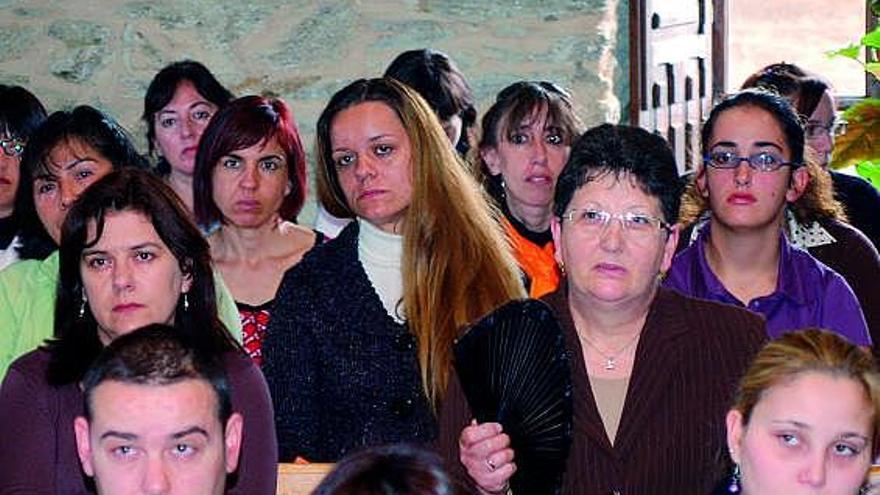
[
  {"xmin": 262, "ymin": 78, "xmax": 524, "ymax": 463},
  {"xmin": 358, "ymin": 218, "xmax": 405, "ymax": 322}
]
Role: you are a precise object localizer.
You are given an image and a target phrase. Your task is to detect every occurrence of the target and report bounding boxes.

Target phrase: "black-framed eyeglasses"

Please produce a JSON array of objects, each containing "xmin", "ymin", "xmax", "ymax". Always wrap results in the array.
[
  {"xmin": 562, "ymin": 208, "xmax": 672, "ymax": 239},
  {"xmin": 703, "ymin": 150, "xmax": 799, "ymax": 172},
  {"xmin": 0, "ymin": 137, "xmax": 25, "ymax": 157}
]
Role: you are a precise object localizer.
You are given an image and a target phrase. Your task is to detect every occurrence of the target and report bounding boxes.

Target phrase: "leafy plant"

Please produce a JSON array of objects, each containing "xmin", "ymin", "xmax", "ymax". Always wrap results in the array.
[{"xmin": 826, "ymin": 3, "xmax": 880, "ymax": 188}]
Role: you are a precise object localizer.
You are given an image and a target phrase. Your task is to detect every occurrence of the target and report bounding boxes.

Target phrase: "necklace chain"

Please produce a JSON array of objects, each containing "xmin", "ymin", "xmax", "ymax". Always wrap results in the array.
[{"xmin": 578, "ymin": 331, "xmax": 641, "ymax": 371}]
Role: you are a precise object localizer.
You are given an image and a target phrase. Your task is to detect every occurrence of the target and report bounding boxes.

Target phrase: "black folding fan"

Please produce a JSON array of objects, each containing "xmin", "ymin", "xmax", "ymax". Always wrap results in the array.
[{"xmin": 454, "ymin": 299, "xmax": 573, "ymax": 495}]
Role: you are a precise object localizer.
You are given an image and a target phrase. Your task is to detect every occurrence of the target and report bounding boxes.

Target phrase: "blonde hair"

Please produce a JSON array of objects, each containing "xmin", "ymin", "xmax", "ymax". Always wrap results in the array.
[
  {"xmin": 733, "ymin": 329, "xmax": 880, "ymax": 429},
  {"xmin": 315, "ymin": 78, "xmax": 525, "ymax": 407}
]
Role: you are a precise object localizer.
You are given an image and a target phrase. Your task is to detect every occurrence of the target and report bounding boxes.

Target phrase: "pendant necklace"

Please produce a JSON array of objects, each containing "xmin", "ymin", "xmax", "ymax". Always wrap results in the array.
[{"xmin": 579, "ymin": 331, "xmax": 641, "ymax": 371}]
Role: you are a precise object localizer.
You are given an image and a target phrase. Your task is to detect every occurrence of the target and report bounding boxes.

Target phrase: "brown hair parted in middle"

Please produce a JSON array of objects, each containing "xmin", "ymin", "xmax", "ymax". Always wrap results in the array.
[
  {"xmin": 315, "ymin": 77, "xmax": 525, "ymax": 407},
  {"xmin": 475, "ymin": 80, "xmax": 584, "ymax": 203},
  {"xmin": 48, "ymin": 168, "xmax": 240, "ymax": 386}
]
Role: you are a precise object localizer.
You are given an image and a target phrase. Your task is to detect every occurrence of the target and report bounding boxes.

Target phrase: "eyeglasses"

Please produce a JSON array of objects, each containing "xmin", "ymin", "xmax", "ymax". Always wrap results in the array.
[
  {"xmin": 703, "ymin": 150, "xmax": 799, "ymax": 172},
  {"xmin": 805, "ymin": 120, "xmax": 847, "ymax": 140},
  {"xmin": 562, "ymin": 208, "xmax": 671, "ymax": 239},
  {"xmin": 0, "ymin": 137, "xmax": 25, "ymax": 157}
]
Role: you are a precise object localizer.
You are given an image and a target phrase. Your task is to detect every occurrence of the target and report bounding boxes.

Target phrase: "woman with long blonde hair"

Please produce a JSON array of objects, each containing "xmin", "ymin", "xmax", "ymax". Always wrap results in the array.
[{"xmin": 262, "ymin": 78, "xmax": 524, "ymax": 462}]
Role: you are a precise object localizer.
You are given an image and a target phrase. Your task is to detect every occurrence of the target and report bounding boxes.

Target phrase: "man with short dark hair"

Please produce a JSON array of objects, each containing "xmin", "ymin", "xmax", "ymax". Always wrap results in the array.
[{"xmin": 73, "ymin": 325, "xmax": 243, "ymax": 495}]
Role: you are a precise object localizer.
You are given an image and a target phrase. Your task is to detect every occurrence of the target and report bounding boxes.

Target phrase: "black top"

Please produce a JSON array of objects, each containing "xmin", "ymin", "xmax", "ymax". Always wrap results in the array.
[
  {"xmin": 0, "ymin": 215, "xmax": 17, "ymax": 250},
  {"xmin": 830, "ymin": 170, "xmax": 880, "ymax": 249},
  {"xmin": 262, "ymin": 222, "xmax": 437, "ymax": 462}
]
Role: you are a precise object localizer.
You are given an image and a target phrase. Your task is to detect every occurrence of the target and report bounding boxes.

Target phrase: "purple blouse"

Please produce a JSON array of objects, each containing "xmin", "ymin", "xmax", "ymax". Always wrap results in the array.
[{"xmin": 664, "ymin": 224, "xmax": 870, "ymax": 345}]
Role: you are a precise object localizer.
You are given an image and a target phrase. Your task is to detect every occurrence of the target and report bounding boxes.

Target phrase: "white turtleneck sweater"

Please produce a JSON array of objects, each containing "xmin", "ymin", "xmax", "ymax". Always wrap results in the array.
[{"xmin": 357, "ymin": 219, "xmax": 405, "ymax": 323}]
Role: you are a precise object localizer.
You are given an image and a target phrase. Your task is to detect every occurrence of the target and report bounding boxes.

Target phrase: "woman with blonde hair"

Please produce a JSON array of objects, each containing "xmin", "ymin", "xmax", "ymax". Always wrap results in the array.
[
  {"xmin": 263, "ymin": 78, "xmax": 524, "ymax": 462},
  {"xmin": 719, "ymin": 328, "xmax": 880, "ymax": 494}
]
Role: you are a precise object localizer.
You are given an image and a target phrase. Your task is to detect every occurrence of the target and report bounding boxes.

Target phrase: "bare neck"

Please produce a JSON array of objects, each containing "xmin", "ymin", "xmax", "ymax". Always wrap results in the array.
[
  {"xmin": 505, "ymin": 196, "xmax": 551, "ymax": 233},
  {"xmin": 166, "ymin": 172, "xmax": 193, "ymax": 212},
  {"xmin": 568, "ymin": 287, "xmax": 654, "ymax": 341},
  {"xmin": 706, "ymin": 219, "xmax": 780, "ymax": 276},
  {"xmin": 212, "ymin": 217, "xmax": 287, "ymax": 262}
]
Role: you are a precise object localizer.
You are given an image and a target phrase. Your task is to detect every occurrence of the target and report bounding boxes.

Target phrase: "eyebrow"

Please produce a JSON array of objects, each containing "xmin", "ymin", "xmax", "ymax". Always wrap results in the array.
[
  {"xmin": 64, "ymin": 158, "xmax": 95, "ymax": 171},
  {"xmin": 367, "ymin": 134, "xmax": 394, "ymax": 142},
  {"xmin": 82, "ymin": 242, "xmax": 164, "ymax": 257},
  {"xmin": 157, "ymin": 101, "xmax": 213, "ymax": 116},
  {"xmin": 223, "ymin": 152, "xmax": 284, "ymax": 161},
  {"xmin": 771, "ymin": 419, "xmax": 810, "ymax": 429},
  {"xmin": 171, "ymin": 426, "xmax": 210, "ymax": 440},
  {"xmin": 100, "ymin": 430, "xmax": 138, "ymax": 441},
  {"xmin": 712, "ymin": 140, "xmax": 784, "ymax": 152}
]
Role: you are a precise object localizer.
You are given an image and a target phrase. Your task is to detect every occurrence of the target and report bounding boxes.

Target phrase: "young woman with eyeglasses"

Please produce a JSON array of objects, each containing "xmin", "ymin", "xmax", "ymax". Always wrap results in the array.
[
  {"xmin": 665, "ymin": 89, "xmax": 870, "ymax": 343},
  {"xmin": 737, "ymin": 63, "xmax": 880, "ymax": 343}
]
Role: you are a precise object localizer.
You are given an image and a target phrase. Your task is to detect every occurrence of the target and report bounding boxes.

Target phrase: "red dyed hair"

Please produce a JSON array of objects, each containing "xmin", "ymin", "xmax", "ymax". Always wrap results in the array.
[{"xmin": 193, "ymin": 95, "xmax": 307, "ymax": 226}]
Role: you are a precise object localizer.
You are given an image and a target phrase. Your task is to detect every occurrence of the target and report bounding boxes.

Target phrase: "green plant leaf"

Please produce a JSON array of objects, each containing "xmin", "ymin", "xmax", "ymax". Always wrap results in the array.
[
  {"xmin": 872, "ymin": 0, "xmax": 880, "ymax": 17},
  {"xmin": 862, "ymin": 26, "xmax": 880, "ymax": 48},
  {"xmin": 866, "ymin": 62, "xmax": 880, "ymax": 79},
  {"xmin": 828, "ymin": 44, "xmax": 862, "ymax": 60},
  {"xmin": 855, "ymin": 161, "xmax": 880, "ymax": 190},
  {"xmin": 832, "ymin": 99, "xmax": 880, "ymax": 169}
]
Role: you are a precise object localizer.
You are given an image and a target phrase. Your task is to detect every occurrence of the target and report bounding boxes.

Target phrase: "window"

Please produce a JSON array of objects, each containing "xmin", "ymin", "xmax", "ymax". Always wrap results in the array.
[{"xmin": 726, "ymin": 0, "xmax": 868, "ymax": 96}]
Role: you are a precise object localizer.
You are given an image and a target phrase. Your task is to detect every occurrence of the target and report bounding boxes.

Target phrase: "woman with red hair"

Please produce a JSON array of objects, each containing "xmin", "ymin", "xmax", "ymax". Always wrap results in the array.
[{"xmin": 193, "ymin": 95, "xmax": 320, "ymax": 365}]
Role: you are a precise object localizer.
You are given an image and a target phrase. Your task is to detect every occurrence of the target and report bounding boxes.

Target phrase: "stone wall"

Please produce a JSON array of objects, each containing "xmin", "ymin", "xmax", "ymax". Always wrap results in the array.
[{"xmin": 0, "ymin": 0, "xmax": 629, "ymax": 222}]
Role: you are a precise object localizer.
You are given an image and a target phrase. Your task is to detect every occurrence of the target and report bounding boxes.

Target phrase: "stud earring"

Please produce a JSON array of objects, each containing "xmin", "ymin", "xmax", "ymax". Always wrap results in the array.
[{"xmin": 558, "ymin": 260, "xmax": 566, "ymax": 276}]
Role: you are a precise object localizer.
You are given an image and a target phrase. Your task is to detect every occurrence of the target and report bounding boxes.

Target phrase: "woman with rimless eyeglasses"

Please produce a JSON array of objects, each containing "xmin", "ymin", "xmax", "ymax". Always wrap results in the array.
[
  {"xmin": 664, "ymin": 89, "xmax": 870, "ymax": 343},
  {"xmin": 450, "ymin": 124, "xmax": 766, "ymax": 495}
]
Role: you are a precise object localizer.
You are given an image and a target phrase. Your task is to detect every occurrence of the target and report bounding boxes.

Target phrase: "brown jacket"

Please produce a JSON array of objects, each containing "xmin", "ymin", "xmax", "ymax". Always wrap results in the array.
[{"xmin": 438, "ymin": 286, "xmax": 766, "ymax": 495}]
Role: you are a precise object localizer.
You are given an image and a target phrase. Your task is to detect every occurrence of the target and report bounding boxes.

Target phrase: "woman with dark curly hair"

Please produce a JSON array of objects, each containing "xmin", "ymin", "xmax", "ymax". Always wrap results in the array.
[{"xmin": 667, "ymin": 89, "xmax": 869, "ymax": 342}]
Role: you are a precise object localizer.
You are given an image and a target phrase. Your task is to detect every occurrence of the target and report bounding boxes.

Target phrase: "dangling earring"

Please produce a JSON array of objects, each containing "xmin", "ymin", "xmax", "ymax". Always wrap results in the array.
[
  {"xmin": 727, "ymin": 463, "xmax": 741, "ymax": 493},
  {"xmin": 183, "ymin": 292, "xmax": 190, "ymax": 311},
  {"xmin": 558, "ymin": 260, "xmax": 566, "ymax": 276},
  {"xmin": 78, "ymin": 291, "xmax": 87, "ymax": 318}
]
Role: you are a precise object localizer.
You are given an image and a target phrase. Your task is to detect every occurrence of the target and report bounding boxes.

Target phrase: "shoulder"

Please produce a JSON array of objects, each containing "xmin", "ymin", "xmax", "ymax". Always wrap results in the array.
[
  {"xmin": 653, "ymin": 288, "xmax": 766, "ymax": 348},
  {"xmin": 1, "ymin": 349, "xmax": 53, "ymax": 401},
  {"xmin": 0, "ymin": 256, "xmax": 51, "ymax": 287},
  {"xmin": 816, "ymin": 219, "xmax": 879, "ymax": 258},
  {"xmin": 221, "ymin": 351, "xmax": 268, "ymax": 392},
  {"xmin": 278, "ymin": 222, "xmax": 359, "ymax": 286},
  {"xmin": 788, "ymin": 243, "xmax": 857, "ymax": 287},
  {"xmin": 831, "ymin": 171, "xmax": 880, "ymax": 201},
  {"xmin": 6, "ymin": 348, "xmax": 51, "ymax": 380}
]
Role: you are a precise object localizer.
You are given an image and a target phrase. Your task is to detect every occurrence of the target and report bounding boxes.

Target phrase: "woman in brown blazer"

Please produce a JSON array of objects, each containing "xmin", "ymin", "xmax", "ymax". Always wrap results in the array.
[{"xmin": 444, "ymin": 124, "xmax": 767, "ymax": 495}]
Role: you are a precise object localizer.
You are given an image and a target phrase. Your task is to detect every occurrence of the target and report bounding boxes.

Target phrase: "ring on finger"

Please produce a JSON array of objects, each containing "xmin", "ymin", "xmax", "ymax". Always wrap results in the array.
[{"xmin": 486, "ymin": 458, "xmax": 497, "ymax": 471}]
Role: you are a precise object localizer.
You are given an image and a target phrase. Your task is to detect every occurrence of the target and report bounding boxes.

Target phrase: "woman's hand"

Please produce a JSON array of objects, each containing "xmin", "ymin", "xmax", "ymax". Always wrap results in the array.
[{"xmin": 459, "ymin": 420, "xmax": 516, "ymax": 494}]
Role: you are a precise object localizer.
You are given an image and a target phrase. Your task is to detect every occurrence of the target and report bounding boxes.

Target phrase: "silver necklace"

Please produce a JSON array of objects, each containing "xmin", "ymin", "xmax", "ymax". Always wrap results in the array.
[{"xmin": 578, "ymin": 331, "xmax": 641, "ymax": 371}]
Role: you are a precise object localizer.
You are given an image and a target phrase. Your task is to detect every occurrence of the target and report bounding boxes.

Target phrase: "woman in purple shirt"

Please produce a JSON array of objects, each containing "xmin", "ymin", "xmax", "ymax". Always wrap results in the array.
[
  {"xmin": 664, "ymin": 89, "xmax": 869, "ymax": 344},
  {"xmin": 0, "ymin": 169, "xmax": 276, "ymax": 494}
]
